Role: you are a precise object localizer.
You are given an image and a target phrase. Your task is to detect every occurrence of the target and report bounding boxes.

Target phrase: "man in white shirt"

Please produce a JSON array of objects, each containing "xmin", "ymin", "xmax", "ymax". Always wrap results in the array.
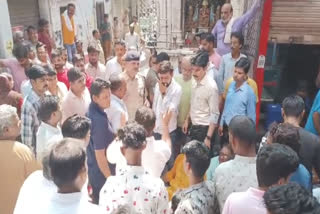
[
  {"xmin": 125, "ymin": 26, "xmax": 140, "ymax": 51},
  {"xmin": 106, "ymin": 41, "xmax": 126, "ymax": 78},
  {"xmin": 214, "ymin": 115, "xmax": 258, "ymax": 212},
  {"xmin": 106, "ymin": 74, "xmax": 128, "ymax": 133},
  {"xmin": 36, "ymin": 95, "xmax": 63, "ymax": 161},
  {"xmin": 99, "ymin": 122, "xmax": 169, "ymax": 213},
  {"xmin": 153, "ymin": 61, "xmax": 182, "ymax": 167},
  {"xmin": 85, "ymin": 44, "xmax": 108, "ymax": 80},
  {"xmin": 107, "ymin": 107, "xmax": 172, "ymax": 178}
]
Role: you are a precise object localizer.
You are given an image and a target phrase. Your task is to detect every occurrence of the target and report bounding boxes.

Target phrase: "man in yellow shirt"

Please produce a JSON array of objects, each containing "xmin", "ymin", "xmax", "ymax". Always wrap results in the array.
[{"xmin": 61, "ymin": 3, "xmax": 76, "ymax": 63}]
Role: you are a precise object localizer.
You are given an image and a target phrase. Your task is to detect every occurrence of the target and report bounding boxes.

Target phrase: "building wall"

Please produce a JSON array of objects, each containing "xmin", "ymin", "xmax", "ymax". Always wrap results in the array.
[{"xmin": 0, "ymin": 0, "xmax": 13, "ymax": 58}]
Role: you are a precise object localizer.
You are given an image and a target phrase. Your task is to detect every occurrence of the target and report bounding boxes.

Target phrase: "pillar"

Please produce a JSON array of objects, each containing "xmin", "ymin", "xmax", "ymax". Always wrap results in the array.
[{"xmin": 0, "ymin": 0, "xmax": 13, "ymax": 58}]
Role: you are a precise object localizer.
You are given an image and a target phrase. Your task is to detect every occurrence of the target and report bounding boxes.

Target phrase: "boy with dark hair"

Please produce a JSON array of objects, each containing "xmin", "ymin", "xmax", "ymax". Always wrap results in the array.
[
  {"xmin": 175, "ymin": 140, "xmax": 218, "ymax": 213},
  {"xmin": 62, "ymin": 114, "xmax": 91, "ymax": 146},
  {"xmin": 61, "ymin": 68, "xmax": 91, "ymax": 122},
  {"xmin": 85, "ymin": 44, "xmax": 108, "ymax": 80},
  {"xmin": 87, "ymin": 78, "xmax": 114, "ymax": 203},
  {"xmin": 46, "ymin": 65, "xmax": 68, "ymax": 102},
  {"xmin": 36, "ymin": 95, "xmax": 63, "ymax": 161},
  {"xmin": 223, "ymin": 143, "xmax": 299, "ymax": 214},
  {"xmin": 264, "ymin": 183, "xmax": 320, "ymax": 214},
  {"xmin": 200, "ymin": 33, "xmax": 221, "ymax": 69},
  {"xmin": 51, "ymin": 49, "xmax": 70, "ymax": 88},
  {"xmin": 106, "ymin": 40, "xmax": 126, "ymax": 77},
  {"xmin": 99, "ymin": 122, "xmax": 169, "ymax": 213},
  {"xmin": 214, "ymin": 115, "xmax": 258, "ymax": 212},
  {"xmin": 282, "ymin": 95, "xmax": 320, "ymax": 178}
]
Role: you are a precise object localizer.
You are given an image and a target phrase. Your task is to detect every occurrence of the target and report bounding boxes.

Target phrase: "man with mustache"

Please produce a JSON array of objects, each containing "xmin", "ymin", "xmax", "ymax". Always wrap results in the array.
[
  {"xmin": 21, "ymin": 65, "xmax": 48, "ymax": 152},
  {"xmin": 183, "ymin": 50, "xmax": 220, "ymax": 149},
  {"xmin": 153, "ymin": 61, "xmax": 182, "ymax": 168},
  {"xmin": 212, "ymin": 0, "xmax": 263, "ymax": 56}
]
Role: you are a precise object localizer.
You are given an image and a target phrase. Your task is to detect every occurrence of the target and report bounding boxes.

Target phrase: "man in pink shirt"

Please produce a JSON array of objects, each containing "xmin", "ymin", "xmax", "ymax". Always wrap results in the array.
[
  {"xmin": 200, "ymin": 33, "xmax": 221, "ymax": 70},
  {"xmin": 0, "ymin": 44, "xmax": 32, "ymax": 92},
  {"xmin": 51, "ymin": 50, "xmax": 70, "ymax": 89},
  {"xmin": 222, "ymin": 143, "xmax": 299, "ymax": 214}
]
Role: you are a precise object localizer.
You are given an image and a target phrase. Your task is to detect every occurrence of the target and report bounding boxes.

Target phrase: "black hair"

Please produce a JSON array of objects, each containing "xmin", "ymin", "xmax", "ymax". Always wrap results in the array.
[
  {"xmin": 156, "ymin": 52, "xmax": 170, "ymax": 63},
  {"xmin": 51, "ymin": 49, "xmax": 62, "ymax": 59},
  {"xmin": 62, "ymin": 115, "xmax": 91, "ymax": 139},
  {"xmin": 26, "ymin": 25, "xmax": 36, "ymax": 34},
  {"xmin": 73, "ymin": 54, "xmax": 84, "ymax": 63},
  {"xmin": 171, "ymin": 191, "xmax": 183, "ymax": 212},
  {"xmin": 67, "ymin": 67, "xmax": 84, "ymax": 83},
  {"xmin": 49, "ymin": 138, "xmax": 86, "ymax": 189},
  {"xmin": 134, "ymin": 106, "xmax": 156, "ymax": 134},
  {"xmin": 87, "ymin": 44, "xmax": 99, "ymax": 53},
  {"xmin": 114, "ymin": 17, "xmax": 118, "ymax": 21},
  {"xmin": 229, "ymin": 115, "xmax": 256, "ymax": 146},
  {"xmin": 90, "ymin": 78, "xmax": 110, "ymax": 98},
  {"xmin": 117, "ymin": 121, "xmax": 146, "ymax": 149},
  {"xmin": 12, "ymin": 44, "xmax": 29, "ymax": 60},
  {"xmin": 38, "ymin": 95, "xmax": 60, "ymax": 122},
  {"xmin": 110, "ymin": 74, "xmax": 125, "ymax": 92},
  {"xmin": 92, "ymin": 29, "xmax": 99, "ymax": 36},
  {"xmin": 104, "ymin": 14, "xmax": 109, "ymax": 19},
  {"xmin": 264, "ymin": 183, "xmax": 320, "ymax": 214},
  {"xmin": 231, "ymin": 32, "xmax": 244, "ymax": 46},
  {"xmin": 36, "ymin": 42, "xmax": 46, "ymax": 52},
  {"xmin": 257, "ymin": 143, "xmax": 299, "ymax": 188},
  {"xmin": 268, "ymin": 122, "xmax": 301, "ymax": 154},
  {"xmin": 27, "ymin": 64, "xmax": 48, "ymax": 80},
  {"xmin": 67, "ymin": 3, "xmax": 75, "ymax": 9},
  {"xmin": 43, "ymin": 65, "xmax": 56, "ymax": 76},
  {"xmin": 114, "ymin": 40, "xmax": 126, "ymax": 47},
  {"xmin": 234, "ymin": 57, "xmax": 251, "ymax": 74},
  {"xmin": 182, "ymin": 140, "xmax": 210, "ymax": 178},
  {"xmin": 191, "ymin": 50, "xmax": 209, "ymax": 68},
  {"xmin": 282, "ymin": 95, "xmax": 305, "ymax": 118},
  {"xmin": 200, "ymin": 33, "xmax": 215, "ymax": 44},
  {"xmin": 38, "ymin": 18, "xmax": 49, "ymax": 28},
  {"xmin": 159, "ymin": 61, "xmax": 173, "ymax": 74}
]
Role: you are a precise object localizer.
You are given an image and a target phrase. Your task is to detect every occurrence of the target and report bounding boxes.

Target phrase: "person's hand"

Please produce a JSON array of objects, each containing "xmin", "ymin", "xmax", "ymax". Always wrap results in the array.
[
  {"xmin": 163, "ymin": 110, "xmax": 172, "ymax": 127},
  {"xmin": 158, "ymin": 80, "xmax": 167, "ymax": 95},
  {"xmin": 218, "ymin": 126, "xmax": 223, "ymax": 136},
  {"xmin": 204, "ymin": 138, "xmax": 211, "ymax": 149},
  {"xmin": 144, "ymin": 99, "xmax": 150, "ymax": 107},
  {"xmin": 183, "ymin": 119, "xmax": 189, "ymax": 134}
]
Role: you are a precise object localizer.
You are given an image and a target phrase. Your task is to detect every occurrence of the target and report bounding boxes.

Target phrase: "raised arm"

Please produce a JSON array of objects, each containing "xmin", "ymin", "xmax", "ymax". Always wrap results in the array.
[{"xmin": 233, "ymin": 0, "xmax": 263, "ymax": 31}]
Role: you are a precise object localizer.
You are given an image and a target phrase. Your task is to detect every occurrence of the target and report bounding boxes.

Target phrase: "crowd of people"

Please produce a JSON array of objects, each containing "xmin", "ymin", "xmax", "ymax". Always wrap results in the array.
[{"xmin": 1, "ymin": 1, "xmax": 320, "ymax": 214}]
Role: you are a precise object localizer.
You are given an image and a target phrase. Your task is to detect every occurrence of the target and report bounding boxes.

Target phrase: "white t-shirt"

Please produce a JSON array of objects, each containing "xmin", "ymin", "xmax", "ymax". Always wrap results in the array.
[
  {"xmin": 107, "ymin": 136, "xmax": 171, "ymax": 177},
  {"xmin": 106, "ymin": 57, "xmax": 122, "ymax": 78}
]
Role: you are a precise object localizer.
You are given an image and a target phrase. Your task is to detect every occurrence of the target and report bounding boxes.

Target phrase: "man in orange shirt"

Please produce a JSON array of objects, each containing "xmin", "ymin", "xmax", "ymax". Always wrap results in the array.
[{"xmin": 61, "ymin": 3, "xmax": 77, "ymax": 63}]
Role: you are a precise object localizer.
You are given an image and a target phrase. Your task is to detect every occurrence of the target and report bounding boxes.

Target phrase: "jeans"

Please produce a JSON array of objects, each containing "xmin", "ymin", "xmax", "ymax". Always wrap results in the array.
[
  {"xmin": 64, "ymin": 43, "xmax": 76, "ymax": 63},
  {"xmin": 154, "ymin": 129, "xmax": 178, "ymax": 170}
]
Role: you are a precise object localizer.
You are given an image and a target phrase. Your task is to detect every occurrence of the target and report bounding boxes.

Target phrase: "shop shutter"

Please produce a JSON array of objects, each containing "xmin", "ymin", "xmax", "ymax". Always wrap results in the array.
[
  {"xmin": 269, "ymin": 0, "xmax": 320, "ymax": 44},
  {"xmin": 8, "ymin": 0, "xmax": 40, "ymax": 29}
]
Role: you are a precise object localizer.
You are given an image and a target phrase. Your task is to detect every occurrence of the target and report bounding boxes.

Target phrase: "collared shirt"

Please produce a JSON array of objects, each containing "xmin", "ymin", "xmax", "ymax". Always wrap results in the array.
[
  {"xmin": 153, "ymin": 79, "xmax": 182, "ymax": 134},
  {"xmin": 218, "ymin": 53, "xmax": 247, "ymax": 90},
  {"xmin": 61, "ymin": 88, "xmax": 91, "ymax": 122},
  {"xmin": 105, "ymin": 94, "xmax": 128, "ymax": 133},
  {"xmin": 214, "ymin": 155, "xmax": 258, "ymax": 212},
  {"xmin": 125, "ymin": 32, "xmax": 140, "ymax": 50},
  {"xmin": 85, "ymin": 62, "xmax": 108, "ymax": 81},
  {"xmin": 106, "ymin": 57, "xmax": 122, "ymax": 78},
  {"xmin": 220, "ymin": 81, "xmax": 256, "ymax": 126},
  {"xmin": 1, "ymin": 58, "xmax": 28, "ymax": 92},
  {"xmin": 14, "ymin": 170, "xmax": 90, "ymax": 214},
  {"xmin": 190, "ymin": 74, "xmax": 220, "ymax": 126},
  {"xmin": 206, "ymin": 156, "xmax": 220, "ymax": 181},
  {"xmin": 222, "ymin": 187, "xmax": 266, "ymax": 214},
  {"xmin": 175, "ymin": 75, "xmax": 192, "ymax": 128},
  {"xmin": 36, "ymin": 122, "xmax": 63, "ymax": 161},
  {"xmin": 87, "ymin": 102, "xmax": 115, "ymax": 188},
  {"xmin": 90, "ymin": 39, "xmax": 105, "ymax": 64},
  {"xmin": 99, "ymin": 165, "xmax": 169, "ymax": 214},
  {"xmin": 224, "ymin": 77, "xmax": 259, "ymax": 102},
  {"xmin": 107, "ymin": 136, "xmax": 171, "ymax": 178},
  {"xmin": 306, "ymin": 90, "xmax": 320, "ymax": 136},
  {"xmin": 175, "ymin": 181, "xmax": 219, "ymax": 214},
  {"xmin": 21, "ymin": 89, "xmax": 41, "ymax": 149},
  {"xmin": 121, "ymin": 71, "xmax": 146, "ymax": 121},
  {"xmin": 0, "ymin": 140, "xmax": 39, "ymax": 214},
  {"xmin": 57, "ymin": 68, "xmax": 70, "ymax": 89},
  {"xmin": 211, "ymin": 0, "xmax": 263, "ymax": 56}
]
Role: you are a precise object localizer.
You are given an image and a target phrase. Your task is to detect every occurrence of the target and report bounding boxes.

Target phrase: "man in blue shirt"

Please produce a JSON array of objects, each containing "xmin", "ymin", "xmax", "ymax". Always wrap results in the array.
[
  {"xmin": 86, "ymin": 78, "xmax": 114, "ymax": 204},
  {"xmin": 305, "ymin": 90, "xmax": 320, "ymax": 136},
  {"xmin": 219, "ymin": 57, "xmax": 256, "ymax": 139}
]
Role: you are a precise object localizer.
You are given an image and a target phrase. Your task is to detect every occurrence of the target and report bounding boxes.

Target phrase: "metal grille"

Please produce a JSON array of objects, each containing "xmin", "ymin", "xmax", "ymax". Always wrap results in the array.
[{"xmin": 138, "ymin": 0, "xmax": 159, "ymax": 46}]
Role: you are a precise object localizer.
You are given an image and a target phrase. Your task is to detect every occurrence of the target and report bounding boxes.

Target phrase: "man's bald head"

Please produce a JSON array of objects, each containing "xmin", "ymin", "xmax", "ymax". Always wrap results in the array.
[
  {"xmin": 181, "ymin": 56, "xmax": 192, "ymax": 81},
  {"xmin": 221, "ymin": 3, "xmax": 233, "ymax": 24}
]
